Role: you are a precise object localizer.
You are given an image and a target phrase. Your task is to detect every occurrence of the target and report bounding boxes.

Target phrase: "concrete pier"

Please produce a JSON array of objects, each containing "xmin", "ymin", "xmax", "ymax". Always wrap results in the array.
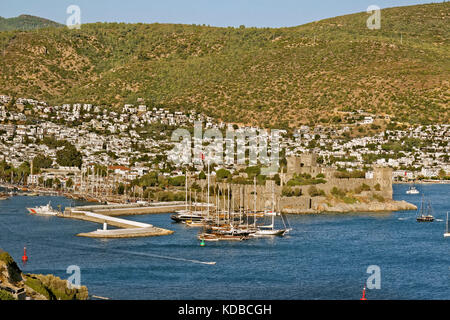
[{"xmin": 60, "ymin": 203, "xmax": 185, "ymax": 238}]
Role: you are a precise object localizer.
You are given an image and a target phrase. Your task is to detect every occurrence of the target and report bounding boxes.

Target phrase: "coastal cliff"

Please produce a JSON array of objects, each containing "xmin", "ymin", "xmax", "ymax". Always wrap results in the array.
[{"xmin": 0, "ymin": 250, "xmax": 88, "ymax": 300}]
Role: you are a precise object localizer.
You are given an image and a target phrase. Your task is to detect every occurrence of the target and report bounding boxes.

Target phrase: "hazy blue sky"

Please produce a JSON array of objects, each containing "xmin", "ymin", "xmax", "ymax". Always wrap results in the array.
[{"xmin": 0, "ymin": 0, "xmax": 437, "ymax": 28}]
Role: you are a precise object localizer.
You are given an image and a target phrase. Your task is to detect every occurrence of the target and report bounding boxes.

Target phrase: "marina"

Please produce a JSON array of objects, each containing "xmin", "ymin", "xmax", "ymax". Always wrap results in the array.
[{"xmin": 0, "ymin": 184, "xmax": 448, "ymax": 299}]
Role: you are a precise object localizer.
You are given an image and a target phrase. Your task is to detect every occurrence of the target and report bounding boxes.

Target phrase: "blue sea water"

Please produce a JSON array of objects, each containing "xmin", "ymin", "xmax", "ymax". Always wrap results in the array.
[{"xmin": 0, "ymin": 184, "xmax": 448, "ymax": 300}]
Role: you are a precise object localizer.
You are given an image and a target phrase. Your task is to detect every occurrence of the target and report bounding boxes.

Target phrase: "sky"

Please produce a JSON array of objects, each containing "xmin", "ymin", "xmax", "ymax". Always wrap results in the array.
[{"xmin": 0, "ymin": 0, "xmax": 437, "ymax": 28}]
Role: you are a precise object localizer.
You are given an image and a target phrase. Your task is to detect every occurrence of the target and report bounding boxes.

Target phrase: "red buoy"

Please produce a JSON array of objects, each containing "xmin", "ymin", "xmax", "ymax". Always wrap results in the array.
[
  {"xmin": 360, "ymin": 286, "xmax": 367, "ymax": 300},
  {"xmin": 22, "ymin": 246, "xmax": 28, "ymax": 262}
]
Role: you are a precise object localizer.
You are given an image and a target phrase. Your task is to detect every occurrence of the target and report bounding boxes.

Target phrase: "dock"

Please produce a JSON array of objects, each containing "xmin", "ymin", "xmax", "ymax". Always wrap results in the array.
[{"xmin": 60, "ymin": 202, "xmax": 195, "ymax": 238}]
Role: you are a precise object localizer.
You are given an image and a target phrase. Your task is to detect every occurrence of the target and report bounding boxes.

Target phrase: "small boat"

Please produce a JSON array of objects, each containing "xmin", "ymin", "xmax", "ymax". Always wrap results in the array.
[
  {"xmin": 250, "ymin": 211, "xmax": 288, "ymax": 237},
  {"xmin": 171, "ymin": 210, "xmax": 204, "ymax": 223},
  {"xmin": 0, "ymin": 193, "xmax": 10, "ymax": 200},
  {"xmin": 197, "ymin": 233, "xmax": 247, "ymax": 242},
  {"xmin": 26, "ymin": 202, "xmax": 59, "ymax": 216},
  {"xmin": 416, "ymin": 195, "xmax": 434, "ymax": 222},
  {"xmin": 445, "ymin": 212, "xmax": 450, "ymax": 238},
  {"xmin": 406, "ymin": 186, "xmax": 420, "ymax": 195},
  {"xmin": 185, "ymin": 220, "xmax": 205, "ymax": 227},
  {"xmin": 251, "ymin": 226, "xmax": 287, "ymax": 237},
  {"xmin": 26, "ymin": 192, "xmax": 39, "ymax": 197}
]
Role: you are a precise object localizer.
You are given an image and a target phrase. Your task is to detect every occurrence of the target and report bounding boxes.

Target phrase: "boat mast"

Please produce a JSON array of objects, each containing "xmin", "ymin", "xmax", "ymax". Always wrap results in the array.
[
  {"xmin": 271, "ymin": 182, "xmax": 275, "ymax": 229},
  {"xmin": 185, "ymin": 169, "xmax": 188, "ymax": 212},
  {"xmin": 207, "ymin": 158, "xmax": 210, "ymax": 220},
  {"xmin": 228, "ymin": 183, "xmax": 231, "ymax": 225},
  {"xmin": 254, "ymin": 176, "xmax": 257, "ymax": 228}
]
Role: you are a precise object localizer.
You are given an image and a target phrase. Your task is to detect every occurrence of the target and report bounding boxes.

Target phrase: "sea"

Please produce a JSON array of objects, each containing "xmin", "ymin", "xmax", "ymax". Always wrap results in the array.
[{"xmin": 0, "ymin": 184, "xmax": 448, "ymax": 300}]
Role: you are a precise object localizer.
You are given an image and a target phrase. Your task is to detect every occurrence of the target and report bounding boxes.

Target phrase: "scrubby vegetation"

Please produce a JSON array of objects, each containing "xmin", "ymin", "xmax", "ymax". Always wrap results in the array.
[
  {"xmin": 0, "ymin": 3, "xmax": 448, "ymax": 127},
  {"xmin": 287, "ymin": 173, "xmax": 326, "ymax": 186},
  {"xmin": 0, "ymin": 15, "xmax": 62, "ymax": 31},
  {"xmin": 24, "ymin": 274, "xmax": 88, "ymax": 300},
  {"xmin": 0, "ymin": 289, "xmax": 15, "ymax": 300}
]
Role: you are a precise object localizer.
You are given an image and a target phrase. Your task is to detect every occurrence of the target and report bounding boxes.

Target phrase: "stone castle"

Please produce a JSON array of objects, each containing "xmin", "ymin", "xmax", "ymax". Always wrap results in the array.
[
  {"xmin": 197, "ymin": 153, "xmax": 395, "ymax": 214},
  {"xmin": 284, "ymin": 153, "xmax": 392, "ymax": 198}
]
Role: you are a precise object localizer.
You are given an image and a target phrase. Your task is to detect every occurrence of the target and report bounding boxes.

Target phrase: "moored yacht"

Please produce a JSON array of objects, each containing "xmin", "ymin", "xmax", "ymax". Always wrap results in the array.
[
  {"xmin": 170, "ymin": 210, "xmax": 204, "ymax": 223},
  {"xmin": 416, "ymin": 195, "xmax": 434, "ymax": 222},
  {"xmin": 406, "ymin": 186, "xmax": 420, "ymax": 194}
]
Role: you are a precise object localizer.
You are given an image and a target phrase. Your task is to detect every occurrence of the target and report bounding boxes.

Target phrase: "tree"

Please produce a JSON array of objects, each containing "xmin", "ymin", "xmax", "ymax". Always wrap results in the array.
[
  {"xmin": 216, "ymin": 168, "xmax": 231, "ymax": 181},
  {"xmin": 117, "ymin": 183, "xmax": 125, "ymax": 195},
  {"xmin": 33, "ymin": 154, "xmax": 53, "ymax": 172},
  {"xmin": 45, "ymin": 178, "xmax": 53, "ymax": 188},
  {"xmin": 56, "ymin": 143, "xmax": 82, "ymax": 168},
  {"xmin": 66, "ymin": 178, "xmax": 74, "ymax": 189}
]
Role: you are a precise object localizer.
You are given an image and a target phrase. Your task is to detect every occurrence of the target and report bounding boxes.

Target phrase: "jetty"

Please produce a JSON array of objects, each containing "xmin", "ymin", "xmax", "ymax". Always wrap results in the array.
[{"xmin": 60, "ymin": 202, "xmax": 196, "ymax": 238}]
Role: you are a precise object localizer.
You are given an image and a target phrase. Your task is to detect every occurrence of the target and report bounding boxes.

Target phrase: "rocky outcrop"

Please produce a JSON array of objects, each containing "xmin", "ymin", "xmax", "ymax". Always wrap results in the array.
[
  {"xmin": 282, "ymin": 200, "xmax": 417, "ymax": 214},
  {"xmin": 319, "ymin": 200, "xmax": 417, "ymax": 214},
  {"xmin": 0, "ymin": 249, "xmax": 88, "ymax": 300}
]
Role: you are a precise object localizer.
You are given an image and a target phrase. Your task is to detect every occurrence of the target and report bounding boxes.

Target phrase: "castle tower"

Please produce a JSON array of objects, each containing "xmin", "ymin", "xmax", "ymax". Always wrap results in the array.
[
  {"xmin": 373, "ymin": 166, "xmax": 393, "ymax": 199},
  {"xmin": 299, "ymin": 153, "xmax": 317, "ymax": 167}
]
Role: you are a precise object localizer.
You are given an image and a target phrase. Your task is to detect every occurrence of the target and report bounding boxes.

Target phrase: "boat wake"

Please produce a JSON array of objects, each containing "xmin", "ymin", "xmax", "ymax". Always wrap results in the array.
[
  {"xmin": 112, "ymin": 248, "xmax": 217, "ymax": 265},
  {"xmin": 0, "ymin": 220, "xmax": 216, "ymax": 266}
]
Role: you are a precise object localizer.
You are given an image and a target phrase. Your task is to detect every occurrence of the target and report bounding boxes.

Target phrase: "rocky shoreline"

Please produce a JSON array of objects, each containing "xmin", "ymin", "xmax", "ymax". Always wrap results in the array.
[{"xmin": 282, "ymin": 200, "xmax": 417, "ymax": 215}]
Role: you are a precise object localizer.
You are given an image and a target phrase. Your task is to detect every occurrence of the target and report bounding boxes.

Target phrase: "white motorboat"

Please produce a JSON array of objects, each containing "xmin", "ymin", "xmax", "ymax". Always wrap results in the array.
[
  {"xmin": 406, "ymin": 186, "xmax": 420, "ymax": 194},
  {"xmin": 26, "ymin": 201, "xmax": 59, "ymax": 216},
  {"xmin": 171, "ymin": 210, "xmax": 205, "ymax": 222}
]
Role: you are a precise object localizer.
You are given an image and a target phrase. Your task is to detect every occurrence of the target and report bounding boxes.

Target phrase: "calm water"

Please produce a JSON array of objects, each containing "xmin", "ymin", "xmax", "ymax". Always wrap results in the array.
[{"xmin": 0, "ymin": 184, "xmax": 448, "ymax": 300}]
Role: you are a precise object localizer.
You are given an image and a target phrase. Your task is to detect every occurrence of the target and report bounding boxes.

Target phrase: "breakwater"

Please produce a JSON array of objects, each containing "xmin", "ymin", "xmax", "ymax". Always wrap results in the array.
[{"xmin": 60, "ymin": 203, "xmax": 190, "ymax": 238}]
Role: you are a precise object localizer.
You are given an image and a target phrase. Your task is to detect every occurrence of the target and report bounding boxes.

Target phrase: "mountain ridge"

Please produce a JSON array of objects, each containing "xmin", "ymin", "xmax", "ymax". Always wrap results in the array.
[{"xmin": 0, "ymin": 14, "xmax": 63, "ymax": 31}]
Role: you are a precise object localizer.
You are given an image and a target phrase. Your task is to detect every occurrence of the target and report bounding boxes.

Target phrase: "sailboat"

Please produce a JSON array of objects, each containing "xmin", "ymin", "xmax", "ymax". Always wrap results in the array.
[
  {"xmin": 444, "ymin": 212, "xmax": 450, "ymax": 238},
  {"xmin": 250, "ymin": 181, "xmax": 289, "ymax": 237},
  {"xmin": 416, "ymin": 195, "xmax": 434, "ymax": 222},
  {"xmin": 171, "ymin": 170, "xmax": 204, "ymax": 223}
]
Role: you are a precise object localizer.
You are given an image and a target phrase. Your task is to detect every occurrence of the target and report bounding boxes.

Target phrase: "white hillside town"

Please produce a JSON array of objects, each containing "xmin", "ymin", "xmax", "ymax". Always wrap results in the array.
[{"xmin": 0, "ymin": 94, "xmax": 448, "ymax": 191}]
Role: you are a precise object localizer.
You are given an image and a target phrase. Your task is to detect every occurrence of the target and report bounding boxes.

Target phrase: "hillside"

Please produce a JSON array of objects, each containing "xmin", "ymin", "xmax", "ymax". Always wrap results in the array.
[
  {"xmin": 0, "ymin": 15, "xmax": 62, "ymax": 31},
  {"xmin": 0, "ymin": 3, "xmax": 448, "ymax": 128}
]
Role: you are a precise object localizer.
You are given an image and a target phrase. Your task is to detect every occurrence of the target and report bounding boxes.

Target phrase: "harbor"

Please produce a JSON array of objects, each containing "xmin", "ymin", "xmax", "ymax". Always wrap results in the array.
[{"xmin": 0, "ymin": 183, "xmax": 448, "ymax": 300}]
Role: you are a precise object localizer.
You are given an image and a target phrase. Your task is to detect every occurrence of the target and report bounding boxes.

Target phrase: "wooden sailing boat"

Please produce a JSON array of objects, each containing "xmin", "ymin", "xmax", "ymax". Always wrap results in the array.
[{"xmin": 416, "ymin": 194, "xmax": 434, "ymax": 222}]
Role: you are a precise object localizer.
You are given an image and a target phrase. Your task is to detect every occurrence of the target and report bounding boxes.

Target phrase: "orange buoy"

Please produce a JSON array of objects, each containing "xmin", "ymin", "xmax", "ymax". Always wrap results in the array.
[
  {"xmin": 22, "ymin": 246, "xmax": 28, "ymax": 262},
  {"xmin": 360, "ymin": 286, "xmax": 367, "ymax": 300}
]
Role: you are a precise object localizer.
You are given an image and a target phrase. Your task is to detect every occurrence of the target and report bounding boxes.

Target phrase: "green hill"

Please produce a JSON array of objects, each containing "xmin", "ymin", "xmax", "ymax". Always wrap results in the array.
[
  {"xmin": 0, "ymin": 3, "xmax": 448, "ymax": 128},
  {"xmin": 0, "ymin": 15, "xmax": 62, "ymax": 31}
]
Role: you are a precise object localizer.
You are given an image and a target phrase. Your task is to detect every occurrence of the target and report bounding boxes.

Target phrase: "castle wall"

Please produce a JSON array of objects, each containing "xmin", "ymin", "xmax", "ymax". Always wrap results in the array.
[{"xmin": 195, "ymin": 155, "xmax": 393, "ymax": 212}]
